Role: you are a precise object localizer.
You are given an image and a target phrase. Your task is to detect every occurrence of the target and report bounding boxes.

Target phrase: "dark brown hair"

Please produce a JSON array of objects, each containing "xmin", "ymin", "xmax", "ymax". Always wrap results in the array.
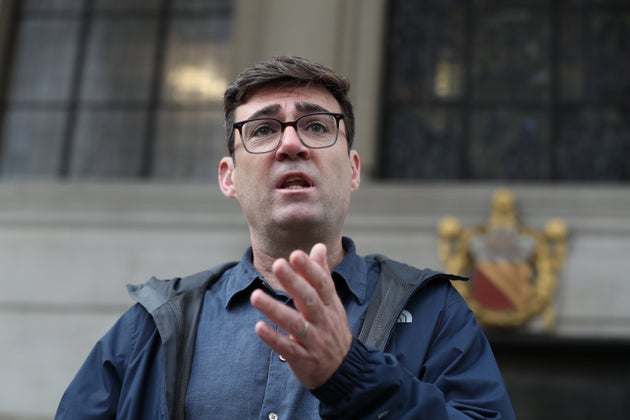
[{"xmin": 223, "ymin": 56, "xmax": 355, "ymax": 155}]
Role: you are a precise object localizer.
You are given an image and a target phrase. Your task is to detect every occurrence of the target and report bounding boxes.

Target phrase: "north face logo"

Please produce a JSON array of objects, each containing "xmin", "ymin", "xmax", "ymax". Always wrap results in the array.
[{"xmin": 397, "ymin": 309, "xmax": 413, "ymax": 323}]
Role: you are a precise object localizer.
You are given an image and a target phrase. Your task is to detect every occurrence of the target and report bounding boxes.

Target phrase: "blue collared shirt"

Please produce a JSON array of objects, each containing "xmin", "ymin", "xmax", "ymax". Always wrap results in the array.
[{"xmin": 185, "ymin": 237, "xmax": 380, "ymax": 420}]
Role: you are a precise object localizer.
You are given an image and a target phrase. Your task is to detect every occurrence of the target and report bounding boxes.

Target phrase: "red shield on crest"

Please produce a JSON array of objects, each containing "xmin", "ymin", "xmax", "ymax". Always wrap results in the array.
[
  {"xmin": 471, "ymin": 260, "xmax": 534, "ymax": 311},
  {"xmin": 468, "ymin": 228, "xmax": 535, "ymax": 314}
]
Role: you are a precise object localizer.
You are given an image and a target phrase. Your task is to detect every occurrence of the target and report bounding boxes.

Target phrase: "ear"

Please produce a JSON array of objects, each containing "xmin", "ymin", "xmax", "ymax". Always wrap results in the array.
[
  {"xmin": 349, "ymin": 150, "xmax": 361, "ymax": 192},
  {"xmin": 218, "ymin": 157, "xmax": 237, "ymax": 198}
]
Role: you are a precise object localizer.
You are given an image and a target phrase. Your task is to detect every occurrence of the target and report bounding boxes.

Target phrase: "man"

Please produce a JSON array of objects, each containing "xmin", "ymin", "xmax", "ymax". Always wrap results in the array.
[{"xmin": 56, "ymin": 56, "xmax": 515, "ymax": 419}]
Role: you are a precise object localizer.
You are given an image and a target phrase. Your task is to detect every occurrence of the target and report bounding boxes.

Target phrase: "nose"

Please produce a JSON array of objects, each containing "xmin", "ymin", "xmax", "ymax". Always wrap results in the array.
[{"xmin": 275, "ymin": 125, "xmax": 310, "ymax": 160}]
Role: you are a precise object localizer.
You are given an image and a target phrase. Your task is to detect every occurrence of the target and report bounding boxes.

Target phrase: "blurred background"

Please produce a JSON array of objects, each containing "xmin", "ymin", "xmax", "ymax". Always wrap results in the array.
[{"xmin": 0, "ymin": 0, "xmax": 629, "ymax": 418}]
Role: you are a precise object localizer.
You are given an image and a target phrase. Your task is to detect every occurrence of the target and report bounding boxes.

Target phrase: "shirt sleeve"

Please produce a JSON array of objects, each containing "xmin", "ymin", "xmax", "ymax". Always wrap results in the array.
[{"xmin": 312, "ymin": 283, "xmax": 516, "ymax": 420}]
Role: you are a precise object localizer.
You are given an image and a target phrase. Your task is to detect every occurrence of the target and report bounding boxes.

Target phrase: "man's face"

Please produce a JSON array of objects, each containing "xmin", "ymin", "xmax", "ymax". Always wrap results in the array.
[{"xmin": 218, "ymin": 85, "xmax": 361, "ymax": 241}]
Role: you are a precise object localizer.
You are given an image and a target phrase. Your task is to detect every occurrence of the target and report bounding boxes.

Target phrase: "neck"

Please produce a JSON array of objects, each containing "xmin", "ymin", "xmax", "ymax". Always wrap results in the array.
[{"xmin": 250, "ymin": 232, "xmax": 346, "ymax": 291}]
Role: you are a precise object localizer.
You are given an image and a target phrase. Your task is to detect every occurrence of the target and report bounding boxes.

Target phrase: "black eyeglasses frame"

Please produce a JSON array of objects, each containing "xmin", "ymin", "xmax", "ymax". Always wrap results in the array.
[{"xmin": 232, "ymin": 112, "xmax": 345, "ymax": 154}]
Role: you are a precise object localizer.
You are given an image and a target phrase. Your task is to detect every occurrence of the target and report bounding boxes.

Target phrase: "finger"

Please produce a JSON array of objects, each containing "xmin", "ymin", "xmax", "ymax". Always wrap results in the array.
[
  {"xmin": 290, "ymin": 244, "xmax": 337, "ymax": 306},
  {"xmin": 272, "ymin": 256, "xmax": 322, "ymax": 319},
  {"xmin": 254, "ymin": 320, "xmax": 308, "ymax": 359},
  {"xmin": 309, "ymin": 243, "xmax": 329, "ymax": 271},
  {"xmin": 293, "ymin": 318, "xmax": 310, "ymax": 340},
  {"xmin": 250, "ymin": 289, "xmax": 312, "ymax": 342}
]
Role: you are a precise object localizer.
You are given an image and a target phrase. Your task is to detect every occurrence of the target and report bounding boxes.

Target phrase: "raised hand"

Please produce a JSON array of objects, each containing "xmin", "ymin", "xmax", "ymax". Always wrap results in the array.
[{"xmin": 250, "ymin": 243, "xmax": 353, "ymax": 389}]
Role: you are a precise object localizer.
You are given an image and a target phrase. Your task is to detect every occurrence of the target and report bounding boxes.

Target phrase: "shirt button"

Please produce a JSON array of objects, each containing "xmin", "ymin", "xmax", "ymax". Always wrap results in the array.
[
  {"xmin": 278, "ymin": 354, "xmax": 286, "ymax": 362},
  {"xmin": 269, "ymin": 412, "xmax": 279, "ymax": 420}
]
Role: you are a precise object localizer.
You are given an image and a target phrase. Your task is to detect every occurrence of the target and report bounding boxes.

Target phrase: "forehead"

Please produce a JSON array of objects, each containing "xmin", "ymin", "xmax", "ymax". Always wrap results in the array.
[{"xmin": 235, "ymin": 85, "xmax": 341, "ymax": 120}]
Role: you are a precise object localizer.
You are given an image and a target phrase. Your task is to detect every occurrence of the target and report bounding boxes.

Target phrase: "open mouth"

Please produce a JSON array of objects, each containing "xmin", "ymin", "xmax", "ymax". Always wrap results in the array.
[{"xmin": 277, "ymin": 175, "xmax": 313, "ymax": 190}]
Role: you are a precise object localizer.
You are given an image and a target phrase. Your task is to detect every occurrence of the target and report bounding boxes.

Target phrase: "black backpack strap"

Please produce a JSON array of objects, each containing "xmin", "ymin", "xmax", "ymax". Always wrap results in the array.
[{"xmin": 358, "ymin": 255, "xmax": 419, "ymax": 350}]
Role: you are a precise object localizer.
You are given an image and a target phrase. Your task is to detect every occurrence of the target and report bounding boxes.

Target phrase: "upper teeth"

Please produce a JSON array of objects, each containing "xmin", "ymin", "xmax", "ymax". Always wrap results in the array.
[{"xmin": 282, "ymin": 177, "xmax": 308, "ymax": 189}]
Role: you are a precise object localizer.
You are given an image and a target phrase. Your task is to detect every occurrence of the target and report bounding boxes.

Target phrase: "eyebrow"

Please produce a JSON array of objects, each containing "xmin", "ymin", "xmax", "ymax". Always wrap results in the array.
[
  {"xmin": 246, "ymin": 104, "xmax": 281, "ymax": 120},
  {"xmin": 295, "ymin": 102, "xmax": 330, "ymax": 114},
  {"xmin": 245, "ymin": 102, "xmax": 332, "ymax": 121}
]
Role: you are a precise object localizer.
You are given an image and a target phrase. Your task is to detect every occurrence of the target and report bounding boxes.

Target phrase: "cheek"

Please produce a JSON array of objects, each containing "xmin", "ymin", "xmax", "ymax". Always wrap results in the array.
[
  {"xmin": 233, "ymin": 163, "xmax": 265, "ymax": 199},
  {"xmin": 324, "ymin": 161, "xmax": 352, "ymax": 199},
  {"xmin": 334, "ymin": 157, "xmax": 355, "ymax": 183}
]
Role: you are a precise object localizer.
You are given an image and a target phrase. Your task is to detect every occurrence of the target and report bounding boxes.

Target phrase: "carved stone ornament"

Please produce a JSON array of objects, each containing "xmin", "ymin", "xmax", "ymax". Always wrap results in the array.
[{"xmin": 438, "ymin": 188, "xmax": 568, "ymax": 330}]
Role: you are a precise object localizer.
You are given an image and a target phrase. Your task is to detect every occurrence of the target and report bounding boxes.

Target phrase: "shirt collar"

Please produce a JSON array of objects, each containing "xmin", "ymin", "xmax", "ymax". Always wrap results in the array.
[
  {"xmin": 222, "ymin": 236, "xmax": 367, "ymax": 309},
  {"xmin": 221, "ymin": 248, "xmax": 266, "ymax": 309}
]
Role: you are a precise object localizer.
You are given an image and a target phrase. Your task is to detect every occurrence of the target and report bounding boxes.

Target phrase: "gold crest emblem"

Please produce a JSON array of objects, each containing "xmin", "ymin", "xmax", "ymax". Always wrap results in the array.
[{"xmin": 438, "ymin": 189, "xmax": 568, "ymax": 329}]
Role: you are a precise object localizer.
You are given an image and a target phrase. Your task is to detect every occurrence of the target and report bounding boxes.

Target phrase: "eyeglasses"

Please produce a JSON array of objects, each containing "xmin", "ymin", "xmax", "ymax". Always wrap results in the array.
[{"xmin": 232, "ymin": 112, "xmax": 344, "ymax": 154}]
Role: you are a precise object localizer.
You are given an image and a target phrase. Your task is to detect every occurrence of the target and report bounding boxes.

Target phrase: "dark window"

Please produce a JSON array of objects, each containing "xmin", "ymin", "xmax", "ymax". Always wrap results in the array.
[
  {"xmin": 0, "ymin": 0, "xmax": 233, "ymax": 180},
  {"xmin": 380, "ymin": 0, "xmax": 630, "ymax": 181}
]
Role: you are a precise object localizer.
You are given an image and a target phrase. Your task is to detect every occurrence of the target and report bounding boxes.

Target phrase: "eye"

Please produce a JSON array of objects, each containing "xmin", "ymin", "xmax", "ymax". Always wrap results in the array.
[
  {"xmin": 300, "ymin": 115, "xmax": 333, "ymax": 136},
  {"xmin": 252, "ymin": 125, "xmax": 272, "ymax": 137},
  {"xmin": 246, "ymin": 120, "xmax": 279, "ymax": 139},
  {"xmin": 306, "ymin": 121, "xmax": 327, "ymax": 133}
]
